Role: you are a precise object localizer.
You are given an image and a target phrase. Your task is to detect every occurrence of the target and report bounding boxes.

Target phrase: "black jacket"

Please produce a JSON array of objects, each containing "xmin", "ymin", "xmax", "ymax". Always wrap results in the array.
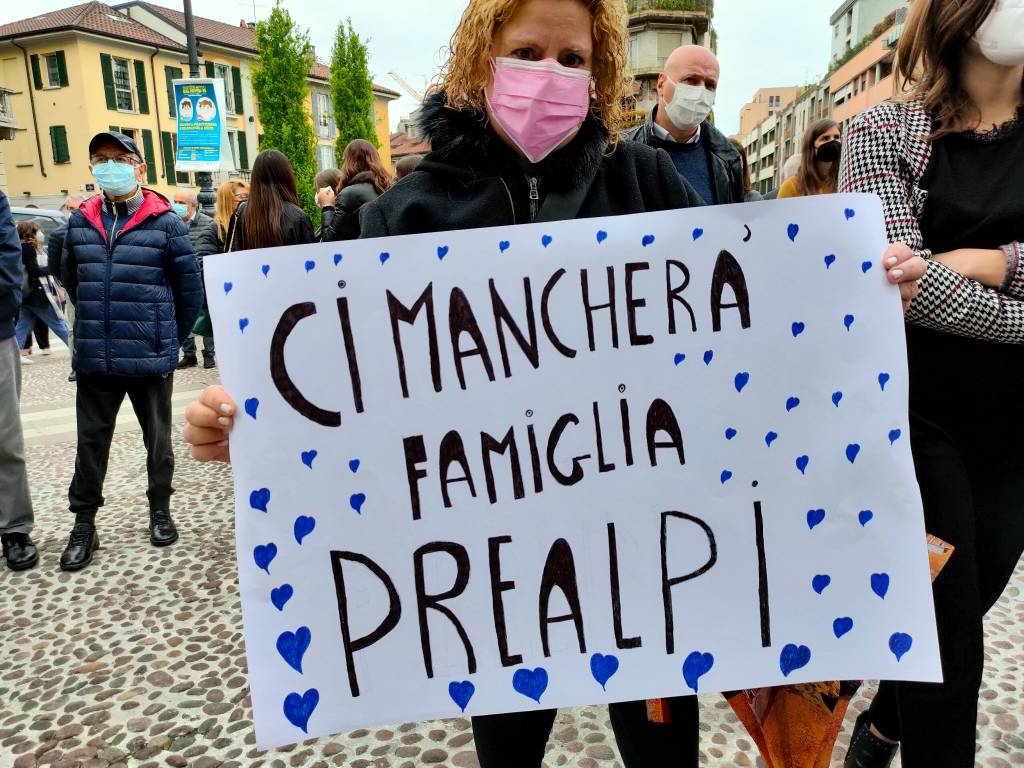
[
  {"xmin": 626, "ymin": 106, "xmax": 744, "ymax": 206},
  {"xmin": 359, "ymin": 92, "xmax": 702, "ymax": 238},
  {"xmin": 186, "ymin": 210, "xmax": 220, "ymax": 263},
  {"xmin": 21, "ymin": 242, "xmax": 51, "ymax": 309},
  {"xmin": 0, "ymin": 191, "xmax": 23, "ymax": 339},
  {"xmin": 226, "ymin": 201, "xmax": 315, "ymax": 252},
  {"xmin": 47, "ymin": 221, "xmax": 68, "ymax": 281},
  {"xmin": 321, "ymin": 171, "xmax": 381, "ymax": 242}
]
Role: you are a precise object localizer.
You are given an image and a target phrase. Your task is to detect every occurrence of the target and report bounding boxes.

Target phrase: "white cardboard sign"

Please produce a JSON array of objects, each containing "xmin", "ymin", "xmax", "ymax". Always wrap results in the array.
[{"xmin": 204, "ymin": 194, "xmax": 941, "ymax": 749}]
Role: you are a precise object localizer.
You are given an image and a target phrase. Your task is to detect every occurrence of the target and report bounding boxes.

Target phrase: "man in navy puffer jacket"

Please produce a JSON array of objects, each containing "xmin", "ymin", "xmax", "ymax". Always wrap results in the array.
[{"xmin": 59, "ymin": 131, "xmax": 202, "ymax": 572}]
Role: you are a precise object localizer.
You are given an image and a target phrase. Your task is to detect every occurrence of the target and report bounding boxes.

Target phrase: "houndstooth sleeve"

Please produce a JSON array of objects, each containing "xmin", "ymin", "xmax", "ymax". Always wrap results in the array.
[{"xmin": 841, "ymin": 104, "xmax": 1024, "ymax": 344}]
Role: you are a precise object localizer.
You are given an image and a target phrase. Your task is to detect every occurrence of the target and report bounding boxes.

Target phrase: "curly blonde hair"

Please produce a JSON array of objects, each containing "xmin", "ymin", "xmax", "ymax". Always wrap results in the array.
[{"xmin": 439, "ymin": 0, "xmax": 630, "ymax": 141}]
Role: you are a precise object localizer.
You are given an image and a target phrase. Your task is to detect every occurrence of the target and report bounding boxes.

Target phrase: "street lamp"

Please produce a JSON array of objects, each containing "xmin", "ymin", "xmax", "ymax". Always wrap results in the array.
[{"xmin": 183, "ymin": 0, "xmax": 216, "ymax": 215}]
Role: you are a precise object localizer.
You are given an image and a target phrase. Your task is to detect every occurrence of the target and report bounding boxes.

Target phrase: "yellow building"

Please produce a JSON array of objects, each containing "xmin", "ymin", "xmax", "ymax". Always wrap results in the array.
[{"xmin": 0, "ymin": 0, "xmax": 400, "ymax": 205}]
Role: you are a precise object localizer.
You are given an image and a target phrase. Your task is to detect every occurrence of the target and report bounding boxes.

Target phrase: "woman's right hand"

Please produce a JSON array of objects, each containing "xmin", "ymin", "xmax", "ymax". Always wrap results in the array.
[
  {"xmin": 882, "ymin": 243, "xmax": 926, "ymax": 313},
  {"xmin": 315, "ymin": 186, "xmax": 336, "ymax": 208},
  {"xmin": 183, "ymin": 385, "xmax": 236, "ymax": 462}
]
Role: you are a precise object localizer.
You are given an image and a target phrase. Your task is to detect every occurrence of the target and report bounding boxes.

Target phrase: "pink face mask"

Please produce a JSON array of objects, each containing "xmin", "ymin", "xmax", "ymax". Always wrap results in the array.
[{"xmin": 487, "ymin": 57, "xmax": 592, "ymax": 164}]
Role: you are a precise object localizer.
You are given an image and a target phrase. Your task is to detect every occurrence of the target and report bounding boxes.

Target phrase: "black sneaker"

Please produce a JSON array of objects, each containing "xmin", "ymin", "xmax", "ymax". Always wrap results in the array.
[
  {"xmin": 67, "ymin": 370, "xmax": 77, "ymax": 382},
  {"xmin": 844, "ymin": 711, "xmax": 899, "ymax": 768},
  {"xmin": 177, "ymin": 356, "xmax": 198, "ymax": 369},
  {"xmin": 1, "ymin": 533, "xmax": 39, "ymax": 571},
  {"xmin": 149, "ymin": 509, "xmax": 178, "ymax": 547},
  {"xmin": 203, "ymin": 356, "xmax": 216, "ymax": 369},
  {"xmin": 60, "ymin": 521, "xmax": 100, "ymax": 571}
]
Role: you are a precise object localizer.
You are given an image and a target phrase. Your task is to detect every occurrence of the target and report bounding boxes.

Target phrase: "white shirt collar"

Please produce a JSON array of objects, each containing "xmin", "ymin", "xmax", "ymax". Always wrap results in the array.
[{"xmin": 652, "ymin": 119, "xmax": 702, "ymax": 145}]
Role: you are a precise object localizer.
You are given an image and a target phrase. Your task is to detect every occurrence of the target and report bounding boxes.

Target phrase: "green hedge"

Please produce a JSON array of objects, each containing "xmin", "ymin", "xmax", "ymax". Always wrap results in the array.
[{"xmin": 627, "ymin": 0, "xmax": 713, "ymax": 14}]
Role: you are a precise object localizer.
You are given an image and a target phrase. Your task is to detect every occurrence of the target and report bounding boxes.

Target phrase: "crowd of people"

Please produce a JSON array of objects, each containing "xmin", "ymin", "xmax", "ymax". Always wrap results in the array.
[{"xmin": 0, "ymin": 0, "xmax": 1021, "ymax": 765}]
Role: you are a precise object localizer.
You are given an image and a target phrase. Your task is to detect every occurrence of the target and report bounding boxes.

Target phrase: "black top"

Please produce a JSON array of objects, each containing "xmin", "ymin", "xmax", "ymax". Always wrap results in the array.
[
  {"xmin": 227, "ymin": 201, "xmax": 315, "ymax": 251},
  {"xmin": 21, "ymin": 242, "xmax": 50, "ymax": 309},
  {"xmin": 910, "ymin": 107, "xmax": 1024, "ymax": 441}
]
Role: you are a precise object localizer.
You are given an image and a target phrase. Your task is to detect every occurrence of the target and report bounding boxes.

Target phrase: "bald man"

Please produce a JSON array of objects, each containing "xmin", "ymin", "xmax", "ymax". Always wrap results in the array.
[{"xmin": 627, "ymin": 45, "xmax": 743, "ymax": 206}]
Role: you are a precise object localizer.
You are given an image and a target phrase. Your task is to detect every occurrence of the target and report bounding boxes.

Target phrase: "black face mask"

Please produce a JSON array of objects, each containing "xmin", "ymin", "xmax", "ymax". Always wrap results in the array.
[{"xmin": 814, "ymin": 139, "xmax": 842, "ymax": 163}]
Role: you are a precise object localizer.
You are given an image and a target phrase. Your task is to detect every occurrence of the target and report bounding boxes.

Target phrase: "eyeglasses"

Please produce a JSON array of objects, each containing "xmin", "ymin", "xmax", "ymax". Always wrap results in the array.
[{"xmin": 90, "ymin": 155, "xmax": 139, "ymax": 166}]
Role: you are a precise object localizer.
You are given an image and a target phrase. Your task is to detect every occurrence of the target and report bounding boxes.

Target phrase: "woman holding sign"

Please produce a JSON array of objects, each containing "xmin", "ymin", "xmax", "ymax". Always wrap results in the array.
[{"xmin": 840, "ymin": 0, "xmax": 1024, "ymax": 766}]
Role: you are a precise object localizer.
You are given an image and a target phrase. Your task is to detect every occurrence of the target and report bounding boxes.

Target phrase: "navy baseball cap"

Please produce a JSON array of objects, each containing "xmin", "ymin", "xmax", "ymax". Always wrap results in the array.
[{"xmin": 88, "ymin": 130, "xmax": 143, "ymax": 162}]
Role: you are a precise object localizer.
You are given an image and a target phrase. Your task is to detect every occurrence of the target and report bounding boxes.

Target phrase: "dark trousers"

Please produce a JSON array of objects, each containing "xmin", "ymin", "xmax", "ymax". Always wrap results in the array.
[
  {"xmin": 68, "ymin": 373, "xmax": 175, "ymax": 515},
  {"xmin": 472, "ymin": 696, "xmax": 698, "ymax": 767},
  {"xmin": 867, "ymin": 414, "xmax": 1024, "ymax": 767},
  {"xmin": 181, "ymin": 333, "xmax": 214, "ymax": 360}
]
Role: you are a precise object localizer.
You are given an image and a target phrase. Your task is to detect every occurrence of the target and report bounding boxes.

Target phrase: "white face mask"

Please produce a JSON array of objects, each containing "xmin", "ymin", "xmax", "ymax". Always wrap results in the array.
[
  {"xmin": 663, "ymin": 77, "xmax": 716, "ymax": 131},
  {"xmin": 974, "ymin": 0, "xmax": 1024, "ymax": 66}
]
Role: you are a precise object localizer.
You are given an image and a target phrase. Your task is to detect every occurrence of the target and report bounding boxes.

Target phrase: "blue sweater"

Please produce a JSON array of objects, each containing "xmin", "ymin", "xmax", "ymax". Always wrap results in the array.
[{"xmin": 655, "ymin": 138, "xmax": 715, "ymax": 206}]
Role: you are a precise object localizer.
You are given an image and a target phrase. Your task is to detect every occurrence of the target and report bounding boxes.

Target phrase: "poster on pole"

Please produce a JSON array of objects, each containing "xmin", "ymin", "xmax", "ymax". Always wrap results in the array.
[
  {"xmin": 173, "ymin": 78, "xmax": 231, "ymax": 172},
  {"xmin": 204, "ymin": 194, "xmax": 942, "ymax": 749}
]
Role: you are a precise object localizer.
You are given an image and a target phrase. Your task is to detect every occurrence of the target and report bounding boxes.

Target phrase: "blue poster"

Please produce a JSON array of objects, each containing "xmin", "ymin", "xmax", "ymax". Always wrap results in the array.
[{"xmin": 174, "ymin": 78, "xmax": 223, "ymax": 171}]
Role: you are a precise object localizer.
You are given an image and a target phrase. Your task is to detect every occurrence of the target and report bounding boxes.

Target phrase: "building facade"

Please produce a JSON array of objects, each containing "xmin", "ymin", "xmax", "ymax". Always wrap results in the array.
[
  {"xmin": 737, "ymin": 87, "xmax": 802, "ymax": 140},
  {"xmin": 829, "ymin": 0, "xmax": 905, "ymax": 65},
  {"xmin": 830, "ymin": 8, "xmax": 905, "ymax": 131}
]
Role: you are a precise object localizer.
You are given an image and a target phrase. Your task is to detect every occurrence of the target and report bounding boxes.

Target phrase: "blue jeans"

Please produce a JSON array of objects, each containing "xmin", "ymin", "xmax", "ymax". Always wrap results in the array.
[{"xmin": 16, "ymin": 302, "xmax": 68, "ymax": 348}]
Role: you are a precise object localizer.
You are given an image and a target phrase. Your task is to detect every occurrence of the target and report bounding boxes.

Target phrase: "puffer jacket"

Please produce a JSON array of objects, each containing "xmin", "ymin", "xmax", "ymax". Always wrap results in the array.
[
  {"xmin": 62, "ymin": 189, "xmax": 203, "ymax": 376},
  {"xmin": 187, "ymin": 210, "xmax": 220, "ymax": 262},
  {"xmin": 321, "ymin": 171, "xmax": 381, "ymax": 242},
  {"xmin": 0, "ymin": 190, "xmax": 22, "ymax": 339}
]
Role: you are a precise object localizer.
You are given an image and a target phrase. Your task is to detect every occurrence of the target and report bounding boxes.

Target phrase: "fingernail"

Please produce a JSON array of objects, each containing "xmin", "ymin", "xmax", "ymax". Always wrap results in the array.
[
  {"xmin": 892, "ymin": 269, "xmax": 904, "ymax": 279},
  {"xmin": 887, "ymin": 256, "xmax": 898, "ymax": 266},
  {"xmin": 218, "ymin": 417, "xmax": 231, "ymax": 427},
  {"xmin": 219, "ymin": 403, "xmax": 233, "ymax": 415}
]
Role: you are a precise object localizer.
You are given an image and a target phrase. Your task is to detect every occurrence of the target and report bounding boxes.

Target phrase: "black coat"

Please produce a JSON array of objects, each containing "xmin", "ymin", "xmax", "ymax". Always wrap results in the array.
[
  {"xmin": 626, "ymin": 106, "xmax": 745, "ymax": 206},
  {"xmin": 226, "ymin": 201, "xmax": 315, "ymax": 251},
  {"xmin": 359, "ymin": 93, "xmax": 702, "ymax": 238},
  {"xmin": 21, "ymin": 242, "xmax": 51, "ymax": 309},
  {"xmin": 47, "ymin": 222, "xmax": 68, "ymax": 281},
  {"xmin": 186, "ymin": 210, "xmax": 220, "ymax": 262},
  {"xmin": 0, "ymin": 191, "xmax": 21, "ymax": 339},
  {"xmin": 321, "ymin": 171, "xmax": 381, "ymax": 242}
]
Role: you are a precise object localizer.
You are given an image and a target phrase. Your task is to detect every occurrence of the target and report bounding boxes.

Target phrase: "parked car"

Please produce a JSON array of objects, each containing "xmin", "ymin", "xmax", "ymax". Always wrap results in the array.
[{"xmin": 11, "ymin": 207, "xmax": 67, "ymax": 252}]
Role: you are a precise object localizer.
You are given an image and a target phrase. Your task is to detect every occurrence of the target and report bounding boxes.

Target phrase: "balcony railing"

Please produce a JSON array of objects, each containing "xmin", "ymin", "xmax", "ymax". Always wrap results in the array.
[{"xmin": 627, "ymin": 0, "xmax": 713, "ymax": 14}]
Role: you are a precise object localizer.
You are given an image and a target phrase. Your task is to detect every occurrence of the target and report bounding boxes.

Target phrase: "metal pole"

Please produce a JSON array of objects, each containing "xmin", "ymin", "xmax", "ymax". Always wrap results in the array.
[{"xmin": 184, "ymin": 0, "xmax": 216, "ymax": 215}]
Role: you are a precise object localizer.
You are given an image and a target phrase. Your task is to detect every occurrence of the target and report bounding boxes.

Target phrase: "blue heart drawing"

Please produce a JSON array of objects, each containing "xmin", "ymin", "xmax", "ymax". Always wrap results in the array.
[
  {"xmin": 223, "ymin": 281, "xmax": 233, "ymax": 295},
  {"xmin": 301, "ymin": 450, "xmax": 317, "ymax": 469},
  {"xmin": 642, "ymin": 234, "xmax": 656, "ymax": 247},
  {"xmin": 871, "ymin": 573, "xmax": 890, "ymax": 599},
  {"xmin": 807, "ymin": 508, "xmax": 826, "ymax": 530},
  {"xmin": 735, "ymin": 372, "xmax": 751, "ymax": 392},
  {"xmin": 596, "ymin": 230, "xmax": 608, "ymax": 244},
  {"xmin": 832, "ymin": 391, "xmax": 844, "ymax": 408},
  {"xmin": 261, "ymin": 264, "xmax": 270, "ymax": 277},
  {"xmin": 812, "ymin": 574, "xmax": 831, "ymax": 594},
  {"xmin": 824, "ymin": 254, "xmax": 837, "ymax": 269},
  {"xmin": 786, "ymin": 396, "xmax": 801, "ymax": 412},
  {"xmin": 379, "ymin": 252, "xmax": 390, "ymax": 265},
  {"xmin": 878, "ymin": 372, "xmax": 891, "ymax": 391},
  {"xmin": 889, "ymin": 429, "xmax": 902, "ymax": 445},
  {"xmin": 682, "ymin": 651, "xmax": 715, "ymax": 693},
  {"xmin": 703, "ymin": 350, "xmax": 714, "ymax": 365},
  {"xmin": 861, "ymin": 261, "xmax": 873, "ymax": 273},
  {"xmin": 499, "ymin": 240, "xmax": 510, "ymax": 253},
  {"xmin": 541, "ymin": 235, "xmax": 553, "ymax": 248},
  {"xmin": 844, "ymin": 314, "xmax": 855, "ymax": 331},
  {"xmin": 249, "ymin": 488, "xmax": 271, "ymax": 513},
  {"xmin": 779, "ymin": 643, "xmax": 811, "ymax": 677},
  {"xmin": 448, "ymin": 680, "xmax": 476, "ymax": 712},
  {"xmin": 437, "ymin": 245, "xmax": 449, "ymax": 260},
  {"xmin": 304, "ymin": 260, "xmax": 315, "ymax": 273},
  {"xmin": 844, "ymin": 208, "xmax": 856, "ymax": 220},
  {"xmin": 846, "ymin": 443, "xmax": 861, "ymax": 464},
  {"xmin": 512, "ymin": 667, "xmax": 548, "ymax": 703},
  {"xmin": 277, "ymin": 626, "xmax": 312, "ymax": 673},
  {"xmin": 796, "ymin": 455, "xmax": 810, "ymax": 475},
  {"xmin": 858, "ymin": 510, "xmax": 874, "ymax": 527},
  {"xmin": 791, "ymin": 322, "xmax": 805, "ymax": 337},
  {"xmin": 333, "ymin": 253, "xmax": 343, "ymax": 266},
  {"xmin": 889, "ymin": 632, "xmax": 913, "ymax": 662},
  {"xmin": 238, "ymin": 318, "xmax": 249, "ymax": 333},
  {"xmin": 673, "ymin": 353, "xmax": 686, "ymax": 366},
  {"xmin": 765, "ymin": 431, "xmax": 779, "ymax": 447},
  {"xmin": 720, "ymin": 470, "xmax": 733, "ymax": 484},
  {"xmin": 833, "ymin": 617, "xmax": 854, "ymax": 638},
  {"xmin": 350, "ymin": 493, "xmax": 367, "ymax": 514},
  {"xmin": 271, "ymin": 584, "xmax": 293, "ymax": 611},
  {"xmin": 244, "ymin": 397, "xmax": 260, "ymax": 420},
  {"xmin": 590, "ymin": 653, "xmax": 620, "ymax": 690},
  {"xmin": 787, "ymin": 224, "xmax": 800, "ymax": 242},
  {"xmin": 348, "ymin": 459, "xmax": 360, "ymax": 474},
  {"xmin": 725, "ymin": 428, "xmax": 737, "ymax": 440},
  {"xmin": 692, "ymin": 228, "xmax": 704, "ymax": 241},
  {"xmin": 253, "ymin": 543, "xmax": 277, "ymax": 574},
  {"xmin": 283, "ymin": 688, "xmax": 319, "ymax": 734},
  {"xmin": 294, "ymin": 515, "xmax": 316, "ymax": 545}
]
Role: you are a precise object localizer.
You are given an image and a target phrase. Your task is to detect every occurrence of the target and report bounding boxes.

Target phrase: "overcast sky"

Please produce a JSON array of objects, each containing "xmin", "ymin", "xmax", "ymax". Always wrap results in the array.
[{"xmin": 5, "ymin": 0, "xmax": 834, "ymax": 136}]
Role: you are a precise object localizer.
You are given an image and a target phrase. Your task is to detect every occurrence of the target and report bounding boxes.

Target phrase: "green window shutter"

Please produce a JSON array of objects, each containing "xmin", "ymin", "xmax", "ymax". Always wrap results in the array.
[
  {"xmin": 232, "ymin": 66, "xmax": 244, "ymax": 114},
  {"xmin": 165, "ymin": 66, "xmax": 182, "ymax": 117},
  {"xmin": 134, "ymin": 59, "xmax": 149, "ymax": 114},
  {"xmin": 55, "ymin": 50, "xmax": 69, "ymax": 87},
  {"xmin": 109, "ymin": 125, "xmax": 120, "ymax": 133},
  {"xmin": 49, "ymin": 126, "xmax": 70, "ymax": 164},
  {"xmin": 101, "ymin": 53, "xmax": 116, "ymax": 109},
  {"xmin": 205, "ymin": 61, "xmax": 215, "ymax": 78},
  {"xmin": 141, "ymin": 129, "xmax": 157, "ymax": 183},
  {"xmin": 30, "ymin": 54, "xmax": 43, "ymax": 90},
  {"xmin": 237, "ymin": 131, "xmax": 249, "ymax": 170},
  {"xmin": 161, "ymin": 131, "xmax": 175, "ymax": 182}
]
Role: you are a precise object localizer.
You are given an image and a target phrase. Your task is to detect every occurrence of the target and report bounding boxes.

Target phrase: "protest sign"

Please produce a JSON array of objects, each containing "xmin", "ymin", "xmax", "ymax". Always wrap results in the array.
[
  {"xmin": 204, "ymin": 194, "xmax": 941, "ymax": 749},
  {"xmin": 173, "ymin": 78, "xmax": 230, "ymax": 172}
]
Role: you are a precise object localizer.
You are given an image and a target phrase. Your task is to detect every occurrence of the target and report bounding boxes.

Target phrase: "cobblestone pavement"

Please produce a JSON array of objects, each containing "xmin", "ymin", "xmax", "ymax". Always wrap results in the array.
[{"xmin": 3, "ymin": 349, "xmax": 1022, "ymax": 768}]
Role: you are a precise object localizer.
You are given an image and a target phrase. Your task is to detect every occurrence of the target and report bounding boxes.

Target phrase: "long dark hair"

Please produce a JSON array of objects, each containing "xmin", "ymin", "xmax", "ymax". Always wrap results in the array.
[
  {"xmin": 338, "ymin": 139, "xmax": 393, "ymax": 194},
  {"xmin": 795, "ymin": 119, "xmax": 840, "ymax": 197},
  {"xmin": 245, "ymin": 150, "xmax": 299, "ymax": 249},
  {"xmin": 729, "ymin": 137, "xmax": 752, "ymax": 194}
]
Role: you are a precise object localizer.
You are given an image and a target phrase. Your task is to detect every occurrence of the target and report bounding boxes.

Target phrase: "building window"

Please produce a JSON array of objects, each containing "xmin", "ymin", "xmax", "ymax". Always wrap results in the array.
[
  {"xmin": 657, "ymin": 32, "xmax": 683, "ymax": 67},
  {"xmin": 628, "ymin": 35, "xmax": 639, "ymax": 70},
  {"xmin": 0, "ymin": 91, "xmax": 12, "ymax": 120},
  {"xmin": 226, "ymin": 129, "xmax": 240, "ymax": 170},
  {"xmin": 49, "ymin": 125, "xmax": 70, "ymax": 164},
  {"xmin": 316, "ymin": 92, "xmax": 332, "ymax": 137},
  {"xmin": 853, "ymin": 77, "xmax": 859, "ymax": 95},
  {"xmin": 213, "ymin": 63, "xmax": 237, "ymax": 114},
  {"xmin": 112, "ymin": 56, "xmax": 134, "ymax": 111},
  {"xmin": 44, "ymin": 53, "xmax": 62, "ymax": 88},
  {"xmin": 316, "ymin": 144, "xmax": 336, "ymax": 172}
]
